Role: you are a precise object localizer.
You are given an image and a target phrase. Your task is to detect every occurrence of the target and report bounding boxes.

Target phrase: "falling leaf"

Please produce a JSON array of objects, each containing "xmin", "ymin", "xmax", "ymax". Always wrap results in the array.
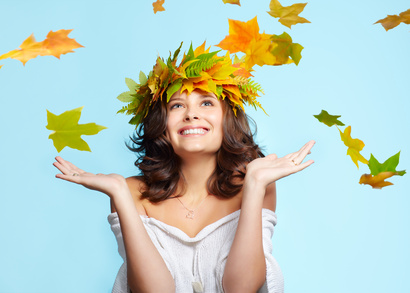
[
  {"xmin": 216, "ymin": 17, "xmax": 260, "ymax": 53},
  {"xmin": 0, "ymin": 29, "xmax": 83, "ymax": 66},
  {"xmin": 46, "ymin": 107, "xmax": 107, "ymax": 152},
  {"xmin": 153, "ymin": 0, "xmax": 165, "ymax": 14},
  {"xmin": 41, "ymin": 30, "xmax": 84, "ymax": 59},
  {"xmin": 223, "ymin": 0, "xmax": 240, "ymax": 5},
  {"xmin": 267, "ymin": 0, "xmax": 310, "ymax": 29},
  {"xmin": 216, "ymin": 17, "xmax": 304, "ymax": 69},
  {"xmin": 359, "ymin": 172, "xmax": 397, "ymax": 189},
  {"xmin": 368, "ymin": 152, "xmax": 406, "ymax": 176},
  {"xmin": 270, "ymin": 32, "xmax": 304, "ymax": 65},
  {"xmin": 374, "ymin": 9, "xmax": 410, "ymax": 31},
  {"xmin": 244, "ymin": 38, "xmax": 276, "ymax": 69},
  {"xmin": 338, "ymin": 126, "xmax": 368, "ymax": 168},
  {"xmin": 314, "ymin": 110, "xmax": 345, "ymax": 127},
  {"xmin": 359, "ymin": 152, "xmax": 406, "ymax": 189}
]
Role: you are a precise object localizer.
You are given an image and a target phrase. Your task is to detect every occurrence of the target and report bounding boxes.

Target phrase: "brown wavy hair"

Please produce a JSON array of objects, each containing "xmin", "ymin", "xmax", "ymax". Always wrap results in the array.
[{"xmin": 127, "ymin": 95, "xmax": 265, "ymax": 203}]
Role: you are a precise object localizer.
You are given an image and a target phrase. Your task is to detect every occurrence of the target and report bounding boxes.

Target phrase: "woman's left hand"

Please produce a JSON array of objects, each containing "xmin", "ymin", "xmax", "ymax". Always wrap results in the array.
[{"xmin": 245, "ymin": 140, "xmax": 315, "ymax": 189}]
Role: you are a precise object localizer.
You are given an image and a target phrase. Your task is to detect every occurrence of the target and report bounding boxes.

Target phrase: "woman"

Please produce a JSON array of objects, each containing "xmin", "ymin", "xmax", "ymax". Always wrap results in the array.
[{"xmin": 53, "ymin": 42, "xmax": 315, "ymax": 293}]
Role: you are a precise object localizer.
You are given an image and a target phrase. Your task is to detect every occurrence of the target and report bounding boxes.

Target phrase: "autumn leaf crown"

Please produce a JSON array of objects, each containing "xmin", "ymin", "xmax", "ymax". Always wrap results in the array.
[{"xmin": 116, "ymin": 42, "xmax": 266, "ymax": 127}]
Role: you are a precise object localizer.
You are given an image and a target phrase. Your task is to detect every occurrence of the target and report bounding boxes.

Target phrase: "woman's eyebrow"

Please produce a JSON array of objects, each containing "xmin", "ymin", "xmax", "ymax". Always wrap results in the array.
[
  {"xmin": 168, "ymin": 97, "xmax": 184, "ymax": 103},
  {"xmin": 200, "ymin": 94, "xmax": 218, "ymax": 99}
]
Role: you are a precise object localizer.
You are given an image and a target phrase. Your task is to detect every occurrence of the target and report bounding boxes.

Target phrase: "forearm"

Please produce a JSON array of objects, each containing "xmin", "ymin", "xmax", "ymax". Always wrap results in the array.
[
  {"xmin": 222, "ymin": 181, "xmax": 267, "ymax": 293},
  {"xmin": 112, "ymin": 189, "xmax": 175, "ymax": 293}
]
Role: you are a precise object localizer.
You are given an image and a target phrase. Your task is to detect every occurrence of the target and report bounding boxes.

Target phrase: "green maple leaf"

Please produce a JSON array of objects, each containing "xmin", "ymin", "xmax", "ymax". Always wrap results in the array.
[
  {"xmin": 46, "ymin": 106, "xmax": 107, "ymax": 152},
  {"xmin": 270, "ymin": 32, "xmax": 304, "ymax": 65},
  {"xmin": 314, "ymin": 110, "xmax": 345, "ymax": 127},
  {"xmin": 368, "ymin": 152, "xmax": 406, "ymax": 176}
]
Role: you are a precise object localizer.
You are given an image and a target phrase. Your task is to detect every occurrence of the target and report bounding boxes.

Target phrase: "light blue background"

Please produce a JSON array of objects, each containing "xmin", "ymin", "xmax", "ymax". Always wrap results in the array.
[{"xmin": 0, "ymin": 0, "xmax": 409, "ymax": 292}]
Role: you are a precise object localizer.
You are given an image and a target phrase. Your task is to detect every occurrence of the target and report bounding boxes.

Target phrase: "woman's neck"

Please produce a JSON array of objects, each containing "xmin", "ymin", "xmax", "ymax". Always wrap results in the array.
[{"xmin": 178, "ymin": 154, "xmax": 216, "ymax": 203}]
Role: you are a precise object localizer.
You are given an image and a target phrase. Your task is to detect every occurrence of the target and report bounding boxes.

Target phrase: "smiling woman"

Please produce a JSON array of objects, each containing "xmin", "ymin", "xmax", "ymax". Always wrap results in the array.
[
  {"xmin": 53, "ymin": 42, "xmax": 315, "ymax": 293},
  {"xmin": 166, "ymin": 91, "xmax": 224, "ymax": 159}
]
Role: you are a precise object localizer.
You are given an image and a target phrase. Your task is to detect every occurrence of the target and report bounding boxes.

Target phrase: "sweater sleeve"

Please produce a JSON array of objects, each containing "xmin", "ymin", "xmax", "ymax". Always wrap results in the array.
[
  {"xmin": 107, "ymin": 213, "xmax": 175, "ymax": 293},
  {"xmin": 257, "ymin": 209, "xmax": 284, "ymax": 293},
  {"xmin": 215, "ymin": 209, "xmax": 284, "ymax": 293}
]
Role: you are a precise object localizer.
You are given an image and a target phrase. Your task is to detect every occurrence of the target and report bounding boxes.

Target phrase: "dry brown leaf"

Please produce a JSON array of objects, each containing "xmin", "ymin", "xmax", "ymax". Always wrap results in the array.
[
  {"xmin": 374, "ymin": 9, "xmax": 410, "ymax": 31},
  {"xmin": 359, "ymin": 172, "xmax": 398, "ymax": 189},
  {"xmin": 223, "ymin": 0, "xmax": 241, "ymax": 5}
]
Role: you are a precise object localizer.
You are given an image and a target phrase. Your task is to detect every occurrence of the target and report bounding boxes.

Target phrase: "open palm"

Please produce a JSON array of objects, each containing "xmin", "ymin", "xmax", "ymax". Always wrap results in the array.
[{"xmin": 53, "ymin": 156, "xmax": 127, "ymax": 198}]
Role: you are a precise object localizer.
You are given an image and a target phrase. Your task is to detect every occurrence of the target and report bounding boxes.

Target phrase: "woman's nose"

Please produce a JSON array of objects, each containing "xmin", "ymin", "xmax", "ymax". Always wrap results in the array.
[{"xmin": 184, "ymin": 111, "xmax": 199, "ymax": 121}]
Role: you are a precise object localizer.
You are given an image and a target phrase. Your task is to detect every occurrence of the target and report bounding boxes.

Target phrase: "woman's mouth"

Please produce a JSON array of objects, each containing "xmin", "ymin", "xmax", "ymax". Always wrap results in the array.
[{"xmin": 180, "ymin": 128, "xmax": 209, "ymax": 135}]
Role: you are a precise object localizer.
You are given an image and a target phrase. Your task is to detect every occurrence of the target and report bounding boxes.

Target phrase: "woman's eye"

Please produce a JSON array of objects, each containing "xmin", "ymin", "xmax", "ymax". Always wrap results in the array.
[
  {"xmin": 202, "ymin": 100, "xmax": 213, "ymax": 106},
  {"xmin": 170, "ymin": 103, "xmax": 182, "ymax": 109}
]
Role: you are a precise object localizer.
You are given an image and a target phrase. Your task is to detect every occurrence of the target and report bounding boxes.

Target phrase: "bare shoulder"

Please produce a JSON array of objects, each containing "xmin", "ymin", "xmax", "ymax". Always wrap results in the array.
[
  {"xmin": 110, "ymin": 176, "xmax": 148, "ymax": 216},
  {"xmin": 262, "ymin": 182, "xmax": 277, "ymax": 212}
]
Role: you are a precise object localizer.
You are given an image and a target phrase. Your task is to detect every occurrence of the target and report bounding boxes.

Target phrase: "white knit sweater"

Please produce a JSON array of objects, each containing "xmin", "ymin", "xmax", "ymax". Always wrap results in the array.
[{"xmin": 107, "ymin": 208, "xmax": 284, "ymax": 293}]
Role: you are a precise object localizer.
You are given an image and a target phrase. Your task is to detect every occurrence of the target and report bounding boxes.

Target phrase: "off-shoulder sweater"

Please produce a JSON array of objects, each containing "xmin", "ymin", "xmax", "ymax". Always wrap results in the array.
[{"xmin": 107, "ymin": 208, "xmax": 284, "ymax": 293}]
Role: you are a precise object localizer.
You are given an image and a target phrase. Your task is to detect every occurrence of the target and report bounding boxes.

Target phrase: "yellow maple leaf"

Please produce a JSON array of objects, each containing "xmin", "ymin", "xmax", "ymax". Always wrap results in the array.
[
  {"xmin": 216, "ymin": 17, "xmax": 260, "ymax": 53},
  {"xmin": 0, "ymin": 29, "xmax": 83, "ymax": 66},
  {"xmin": 46, "ymin": 107, "xmax": 107, "ymax": 152},
  {"xmin": 339, "ymin": 126, "xmax": 369, "ymax": 168},
  {"xmin": 153, "ymin": 0, "xmax": 165, "ymax": 14},
  {"xmin": 267, "ymin": 0, "xmax": 311, "ymax": 29},
  {"xmin": 374, "ymin": 9, "xmax": 410, "ymax": 31},
  {"xmin": 223, "ymin": 0, "xmax": 240, "ymax": 5},
  {"xmin": 244, "ymin": 38, "xmax": 276, "ymax": 69},
  {"xmin": 359, "ymin": 172, "xmax": 397, "ymax": 189}
]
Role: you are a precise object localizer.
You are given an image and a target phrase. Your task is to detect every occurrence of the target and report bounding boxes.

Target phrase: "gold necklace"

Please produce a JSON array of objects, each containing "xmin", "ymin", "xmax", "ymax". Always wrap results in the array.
[{"xmin": 176, "ymin": 195, "xmax": 209, "ymax": 219}]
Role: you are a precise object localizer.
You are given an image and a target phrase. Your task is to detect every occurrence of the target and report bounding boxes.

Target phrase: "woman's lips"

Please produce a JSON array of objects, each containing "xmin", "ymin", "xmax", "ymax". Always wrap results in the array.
[{"xmin": 179, "ymin": 127, "xmax": 209, "ymax": 135}]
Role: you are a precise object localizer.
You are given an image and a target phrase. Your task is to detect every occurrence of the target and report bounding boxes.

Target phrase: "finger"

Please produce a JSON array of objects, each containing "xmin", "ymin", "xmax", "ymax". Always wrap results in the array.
[
  {"xmin": 293, "ymin": 140, "xmax": 315, "ymax": 164},
  {"xmin": 55, "ymin": 173, "xmax": 83, "ymax": 184},
  {"xmin": 286, "ymin": 141, "xmax": 312, "ymax": 160},
  {"xmin": 65, "ymin": 160, "xmax": 84, "ymax": 173},
  {"xmin": 53, "ymin": 161, "xmax": 71, "ymax": 175},
  {"xmin": 55, "ymin": 156, "xmax": 84, "ymax": 174},
  {"xmin": 293, "ymin": 159, "xmax": 314, "ymax": 172},
  {"xmin": 266, "ymin": 153, "xmax": 278, "ymax": 160}
]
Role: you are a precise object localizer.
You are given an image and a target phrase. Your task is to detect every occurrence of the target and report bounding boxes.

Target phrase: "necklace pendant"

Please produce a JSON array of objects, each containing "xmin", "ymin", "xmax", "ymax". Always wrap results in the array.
[{"xmin": 186, "ymin": 210, "xmax": 194, "ymax": 219}]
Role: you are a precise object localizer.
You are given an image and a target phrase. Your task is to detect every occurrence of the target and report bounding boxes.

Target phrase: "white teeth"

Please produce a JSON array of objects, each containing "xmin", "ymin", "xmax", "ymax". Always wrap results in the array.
[{"xmin": 182, "ymin": 128, "xmax": 207, "ymax": 135}]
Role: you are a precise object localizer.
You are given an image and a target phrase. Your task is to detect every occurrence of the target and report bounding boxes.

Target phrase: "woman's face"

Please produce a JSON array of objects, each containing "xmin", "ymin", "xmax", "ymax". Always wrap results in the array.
[{"xmin": 165, "ymin": 89, "xmax": 224, "ymax": 159}]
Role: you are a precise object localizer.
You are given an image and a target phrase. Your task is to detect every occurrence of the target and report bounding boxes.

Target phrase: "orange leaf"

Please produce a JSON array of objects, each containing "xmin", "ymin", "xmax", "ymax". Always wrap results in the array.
[
  {"xmin": 232, "ymin": 66, "xmax": 253, "ymax": 78},
  {"xmin": 153, "ymin": 0, "xmax": 165, "ymax": 14},
  {"xmin": 41, "ymin": 29, "xmax": 84, "ymax": 59},
  {"xmin": 244, "ymin": 39, "xmax": 276, "ymax": 69},
  {"xmin": 267, "ymin": 0, "xmax": 310, "ymax": 29},
  {"xmin": 0, "ymin": 30, "xmax": 83, "ymax": 65},
  {"xmin": 0, "ymin": 34, "xmax": 43, "ymax": 65},
  {"xmin": 374, "ymin": 9, "xmax": 410, "ymax": 31},
  {"xmin": 222, "ymin": 0, "xmax": 241, "ymax": 5},
  {"xmin": 359, "ymin": 172, "xmax": 397, "ymax": 189},
  {"xmin": 216, "ymin": 17, "xmax": 261, "ymax": 53},
  {"xmin": 339, "ymin": 126, "xmax": 369, "ymax": 168}
]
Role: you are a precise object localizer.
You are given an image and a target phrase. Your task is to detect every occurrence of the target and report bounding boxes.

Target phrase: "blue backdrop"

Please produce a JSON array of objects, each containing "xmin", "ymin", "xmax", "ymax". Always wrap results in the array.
[{"xmin": 0, "ymin": 0, "xmax": 409, "ymax": 292}]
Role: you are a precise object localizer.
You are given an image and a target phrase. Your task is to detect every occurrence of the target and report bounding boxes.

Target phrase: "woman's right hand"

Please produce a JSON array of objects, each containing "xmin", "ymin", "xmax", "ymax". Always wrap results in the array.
[
  {"xmin": 244, "ymin": 140, "xmax": 315, "ymax": 189},
  {"xmin": 53, "ymin": 156, "xmax": 128, "ymax": 198}
]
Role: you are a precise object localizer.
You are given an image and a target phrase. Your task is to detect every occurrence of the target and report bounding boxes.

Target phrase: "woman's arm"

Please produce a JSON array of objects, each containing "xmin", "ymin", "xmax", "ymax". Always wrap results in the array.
[
  {"xmin": 222, "ymin": 141, "xmax": 315, "ymax": 293},
  {"xmin": 111, "ymin": 184, "xmax": 175, "ymax": 293},
  {"xmin": 53, "ymin": 157, "xmax": 175, "ymax": 293}
]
